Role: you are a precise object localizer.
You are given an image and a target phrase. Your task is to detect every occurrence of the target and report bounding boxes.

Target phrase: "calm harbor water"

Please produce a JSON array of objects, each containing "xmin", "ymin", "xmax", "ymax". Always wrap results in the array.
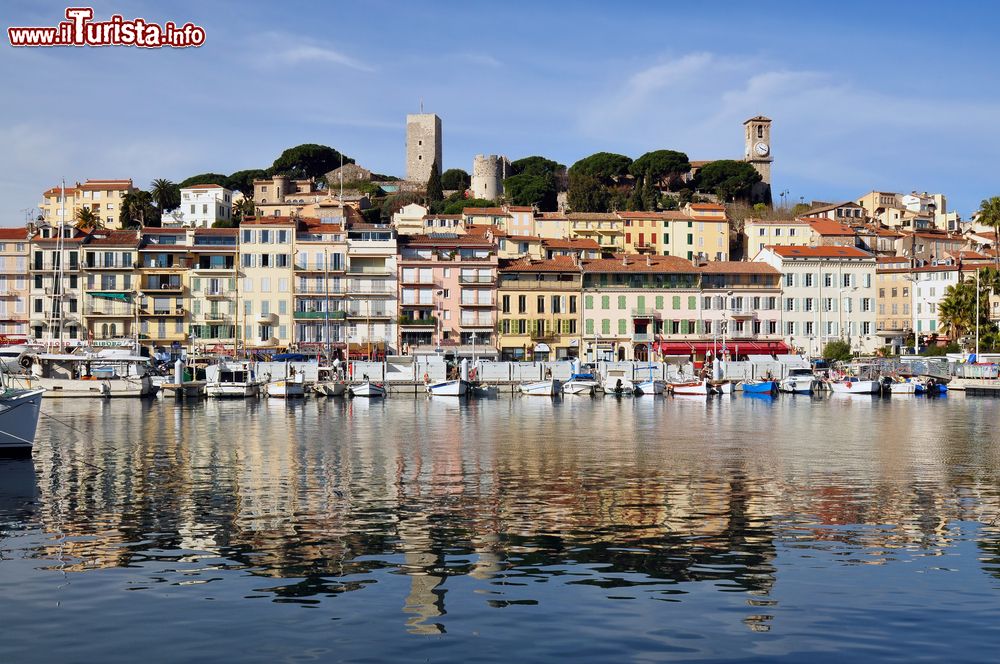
[{"xmin": 3, "ymin": 394, "xmax": 1000, "ymax": 662}]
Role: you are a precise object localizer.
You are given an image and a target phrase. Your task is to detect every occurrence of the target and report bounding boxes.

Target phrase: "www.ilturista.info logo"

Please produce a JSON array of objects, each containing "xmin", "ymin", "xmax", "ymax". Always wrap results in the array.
[{"xmin": 8, "ymin": 7, "xmax": 205, "ymax": 48}]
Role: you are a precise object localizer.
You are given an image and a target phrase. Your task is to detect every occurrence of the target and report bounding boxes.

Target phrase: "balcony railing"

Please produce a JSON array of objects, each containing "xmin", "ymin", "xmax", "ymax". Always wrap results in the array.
[
  {"xmin": 631, "ymin": 308, "xmax": 661, "ymax": 318},
  {"xmin": 348, "ymin": 309, "xmax": 390, "ymax": 318},
  {"xmin": 294, "ymin": 262, "xmax": 346, "ymax": 271},
  {"xmin": 458, "ymin": 275, "xmax": 495, "ymax": 284},
  {"xmin": 293, "ymin": 310, "xmax": 347, "ymax": 320},
  {"xmin": 83, "ymin": 306, "xmax": 133, "ymax": 316},
  {"xmin": 633, "ymin": 332, "xmax": 653, "ymax": 342},
  {"xmin": 141, "ymin": 282, "xmax": 183, "ymax": 292},
  {"xmin": 346, "ymin": 268, "xmax": 394, "ymax": 276},
  {"xmin": 398, "ymin": 315, "xmax": 436, "ymax": 326},
  {"xmin": 85, "ymin": 262, "xmax": 133, "ymax": 270}
]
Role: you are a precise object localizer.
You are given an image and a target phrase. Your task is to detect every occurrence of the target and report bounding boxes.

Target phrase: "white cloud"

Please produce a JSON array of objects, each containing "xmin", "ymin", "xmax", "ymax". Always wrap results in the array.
[
  {"xmin": 248, "ymin": 33, "xmax": 374, "ymax": 73},
  {"xmin": 458, "ymin": 53, "xmax": 502, "ymax": 68},
  {"xmin": 271, "ymin": 44, "xmax": 374, "ymax": 72}
]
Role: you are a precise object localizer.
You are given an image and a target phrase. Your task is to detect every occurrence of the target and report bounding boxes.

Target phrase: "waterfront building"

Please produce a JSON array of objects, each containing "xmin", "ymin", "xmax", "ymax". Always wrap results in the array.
[
  {"xmin": 238, "ymin": 218, "xmax": 296, "ymax": 351},
  {"xmin": 136, "ymin": 228, "xmax": 190, "ymax": 353},
  {"xmin": 39, "ymin": 179, "xmax": 136, "ymax": 229},
  {"xmin": 293, "ymin": 219, "xmax": 348, "ymax": 353},
  {"xmin": 28, "ymin": 222, "xmax": 86, "ymax": 345},
  {"xmin": 0, "ymin": 228, "xmax": 30, "ymax": 344},
  {"xmin": 568, "ymin": 213, "xmax": 624, "ymax": 253},
  {"xmin": 188, "ymin": 228, "xmax": 239, "ymax": 353},
  {"xmin": 160, "ymin": 184, "xmax": 234, "ymax": 228},
  {"xmin": 755, "ymin": 245, "xmax": 878, "ymax": 356},
  {"xmin": 690, "ymin": 262, "xmax": 785, "ymax": 357},
  {"xmin": 82, "ymin": 230, "xmax": 139, "ymax": 344},
  {"xmin": 346, "ymin": 222, "xmax": 398, "ymax": 358},
  {"xmin": 618, "ymin": 205, "xmax": 730, "ymax": 260},
  {"xmin": 497, "ymin": 256, "xmax": 582, "ymax": 361},
  {"xmin": 875, "ymin": 256, "xmax": 915, "ymax": 353},
  {"xmin": 251, "ymin": 176, "xmax": 338, "ymax": 218},
  {"xmin": 743, "ymin": 219, "xmax": 810, "ymax": 257},
  {"xmin": 396, "ymin": 234, "xmax": 497, "ymax": 357},
  {"xmin": 912, "ymin": 264, "xmax": 961, "ymax": 341},
  {"xmin": 581, "ymin": 255, "xmax": 700, "ymax": 362},
  {"xmin": 894, "ymin": 229, "xmax": 966, "ymax": 265}
]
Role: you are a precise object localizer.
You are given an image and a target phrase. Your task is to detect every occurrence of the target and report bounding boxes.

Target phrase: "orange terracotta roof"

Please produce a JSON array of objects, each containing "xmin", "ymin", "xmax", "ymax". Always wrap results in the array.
[
  {"xmin": 0, "ymin": 227, "xmax": 29, "ymax": 240},
  {"xmin": 766, "ymin": 245, "xmax": 873, "ymax": 259},
  {"xmin": 808, "ymin": 220, "xmax": 856, "ymax": 236},
  {"xmin": 689, "ymin": 203, "xmax": 725, "ymax": 211},
  {"xmin": 566, "ymin": 212, "xmax": 619, "ymax": 221},
  {"xmin": 85, "ymin": 230, "xmax": 140, "ymax": 246},
  {"xmin": 582, "ymin": 255, "xmax": 700, "ymax": 274},
  {"xmin": 401, "ymin": 234, "xmax": 494, "ymax": 248},
  {"xmin": 43, "ymin": 186, "xmax": 79, "ymax": 197},
  {"xmin": 535, "ymin": 212, "xmax": 568, "ymax": 220},
  {"xmin": 499, "ymin": 256, "xmax": 580, "ymax": 273},
  {"xmin": 240, "ymin": 216, "xmax": 303, "ymax": 226},
  {"xmin": 77, "ymin": 179, "xmax": 133, "ymax": 191},
  {"xmin": 463, "ymin": 207, "xmax": 509, "ymax": 217},
  {"xmin": 506, "ymin": 206, "xmax": 534, "ymax": 212},
  {"xmin": 193, "ymin": 228, "xmax": 238, "ymax": 236},
  {"xmin": 183, "ymin": 183, "xmax": 224, "ymax": 189}
]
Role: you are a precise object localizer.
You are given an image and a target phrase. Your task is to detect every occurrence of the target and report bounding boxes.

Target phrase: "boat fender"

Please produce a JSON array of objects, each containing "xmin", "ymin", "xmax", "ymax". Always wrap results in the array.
[
  {"xmin": 423, "ymin": 372, "xmax": 429, "ymax": 383},
  {"xmin": 18, "ymin": 354, "xmax": 32, "ymax": 370},
  {"xmin": 469, "ymin": 368, "xmax": 477, "ymax": 381}
]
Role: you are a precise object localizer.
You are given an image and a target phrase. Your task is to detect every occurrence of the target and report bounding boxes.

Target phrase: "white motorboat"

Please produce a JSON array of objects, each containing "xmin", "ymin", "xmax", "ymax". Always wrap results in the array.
[
  {"xmin": 563, "ymin": 373, "xmax": 600, "ymax": 395},
  {"xmin": 828, "ymin": 377, "xmax": 880, "ymax": 394},
  {"xmin": 0, "ymin": 381, "xmax": 44, "ymax": 453},
  {"xmin": 267, "ymin": 373, "xmax": 306, "ymax": 398},
  {"xmin": 779, "ymin": 368, "xmax": 817, "ymax": 394},
  {"xmin": 205, "ymin": 361, "xmax": 263, "ymax": 398},
  {"xmin": 634, "ymin": 379, "xmax": 666, "ymax": 395},
  {"xmin": 0, "ymin": 345, "xmax": 38, "ymax": 373},
  {"xmin": 670, "ymin": 380, "xmax": 711, "ymax": 396},
  {"xmin": 426, "ymin": 379, "xmax": 469, "ymax": 397},
  {"xmin": 313, "ymin": 366, "xmax": 347, "ymax": 396},
  {"xmin": 602, "ymin": 369, "xmax": 638, "ymax": 395},
  {"xmin": 519, "ymin": 379, "xmax": 562, "ymax": 396},
  {"xmin": 15, "ymin": 352, "xmax": 153, "ymax": 398},
  {"xmin": 350, "ymin": 381, "xmax": 386, "ymax": 398},
  {"xmin": 710, "ymin": 380, "xmax": 734, "ymax": 395}
]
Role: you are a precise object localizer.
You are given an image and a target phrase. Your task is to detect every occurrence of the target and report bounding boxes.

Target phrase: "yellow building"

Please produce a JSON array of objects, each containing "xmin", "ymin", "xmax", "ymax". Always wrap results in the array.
[
  {"xmin": 136, "ymin": 228, "xmax": 190, "ymax": 352},
  {"xmin": 0, "ymin": 228, "xmax": 30, "ymax": 343},
  {"xmin": 82, "ymin": 230, "xmax": 140, "ymax": 344},
  {"xmin": 743, "ymin": 219, "xmax": 810, "ymax": 257},
  {"xmin": 293, "ymin": 219, "xmax": 348, "ymax": 352},
  {"xmin": 40, "ymin": 179, "xmax": 136, "ymax": 230},
  {"xmin": 238, "ymin": 218, "xmax": 297, "ymax": 350},
  {"xmin": 619, "ymin": 204, "xmax": 730, "ymax": 260},
  {"xmin": 497, "ymin": 256, "xmax": 582, "ymax": 361},
  {"xmin": 567, "ymin": 212, "xmax": 624, "ymax": 252},
  {"xmin": 188, "ymin": 228, "xmax": 239, "ymax": 353},
  {"xmin": 534, "ymin": 211, "xmax": 570, "ymax": 239}
]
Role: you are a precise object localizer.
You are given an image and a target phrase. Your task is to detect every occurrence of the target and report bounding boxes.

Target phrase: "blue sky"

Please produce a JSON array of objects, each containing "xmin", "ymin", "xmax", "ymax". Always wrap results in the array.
[{"xmin": 2, "ymin": 0, "xmax": 999, "ymax": 224}]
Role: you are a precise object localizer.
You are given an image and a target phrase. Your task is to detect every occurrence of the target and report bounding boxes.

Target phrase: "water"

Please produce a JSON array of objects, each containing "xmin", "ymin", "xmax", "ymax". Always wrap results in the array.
[{"xmin": 3, "ymin": 394, "xmax": 1000, "ymax": 662}]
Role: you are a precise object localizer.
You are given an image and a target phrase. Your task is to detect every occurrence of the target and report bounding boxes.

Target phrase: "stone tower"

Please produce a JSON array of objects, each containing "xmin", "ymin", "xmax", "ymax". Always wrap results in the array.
[
  {"xmin": 406, "ymin": 113, "xmax": 442, "ymax": 184},
  {"xmin": 470, "ymin": 154, "xmax": 511, "ymax": 201},
  {"xmin": 743, "ymin": 115, "xmax": 772, "ymax": 204}
]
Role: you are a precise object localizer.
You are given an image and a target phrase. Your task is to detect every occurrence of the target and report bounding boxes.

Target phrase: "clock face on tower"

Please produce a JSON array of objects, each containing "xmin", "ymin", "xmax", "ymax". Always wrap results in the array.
[{"xmin": 754, "ymin": 141, "xmax": 769, "ymax": 157}]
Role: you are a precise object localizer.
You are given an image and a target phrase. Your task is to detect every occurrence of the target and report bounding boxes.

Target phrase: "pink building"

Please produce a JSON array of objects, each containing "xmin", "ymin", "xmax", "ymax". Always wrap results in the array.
[{"xmin": 397, "ymin": 235, "xmax": 499, "ymax": 358}]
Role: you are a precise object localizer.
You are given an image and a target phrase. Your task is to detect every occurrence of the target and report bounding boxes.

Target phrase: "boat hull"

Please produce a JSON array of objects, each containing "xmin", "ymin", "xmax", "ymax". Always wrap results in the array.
[
  {"xmin": 267, "ymin": 379, "xmax": 306, "ymax": 398},
  {"xmin": 12, "ymin": 375, "xmax": 151, "ymax": 398},
  {"xmin": 0, "ymin": 388, "xmax": 44, "ymax": 452},
  {"xmin": 635, "ymin": 380, "xmax": 665, "ymax": 395},
  {"xmin": 670, "ymin": 380, "xmax": 710, "ymax": 396},
  {"xmin": 519, "ymin": 380, "xmax": 562, "ymax": 396},
  {"xmin": 829, "ymin": 379, "xmax": 880, "ymax": 394},
  {"xmin": 314, "ymin": 381, "xmax": 347, "ymax": 397},
  {"xmin": 206, "ymin": 383, "xmax": 260, "ymax": 398},
  {"xmin": 563, "ymin": 380, "xmax": 599, "ymax": 395},
  {"xmin": 742, "ymin": 380, "xmax": 777, "ymax": 394},
  {"xmin": 779, "ymin": 377, "xmax": 815, "ymax": 394},
  {"xmin": 426, "ymin": 380, "xmax": 468, "ymax": 397},
  {"xmin": 351, "ymin": 382, "xmax": 386, "ymax": 398}
]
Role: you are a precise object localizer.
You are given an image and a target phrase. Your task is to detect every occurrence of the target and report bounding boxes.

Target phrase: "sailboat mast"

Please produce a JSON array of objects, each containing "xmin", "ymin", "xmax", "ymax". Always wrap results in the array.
[{"xmin": 324, "ymin": 247, "xmax": 331, "ymax": 364}]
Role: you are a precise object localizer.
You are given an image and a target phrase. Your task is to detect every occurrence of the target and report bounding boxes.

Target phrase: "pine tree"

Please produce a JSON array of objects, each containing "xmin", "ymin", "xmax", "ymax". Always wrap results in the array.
[
  {"xmin": 426, "ymin": 161, "xmax": 444, "ymax": 203},
  {"xmin": 641, "ymin": 171, "xmax": 657, "ymax": 210},
  {"xmin": 627, "ymin": 180, "xmax": 643, "ymax": 211}
]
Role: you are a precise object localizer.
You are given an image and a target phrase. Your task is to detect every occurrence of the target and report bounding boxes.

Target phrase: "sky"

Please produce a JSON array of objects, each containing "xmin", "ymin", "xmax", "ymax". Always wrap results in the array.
[{"xmin": 2, "ymin": 0, "xmax": 1000, "ymax": 224}]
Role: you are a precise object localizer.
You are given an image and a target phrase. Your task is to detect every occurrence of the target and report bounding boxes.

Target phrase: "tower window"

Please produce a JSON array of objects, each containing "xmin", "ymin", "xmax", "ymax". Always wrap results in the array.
[
  {"xmin": 757, "ymin": 125, "xmax": 763, "ymax": 138},
  {"xmin": 418, "ymin": 140, "xmax": 422, "ymax": 146},
  {"xmin": 418, "ymin": 155, "xmax": 422, "ymax": 160}
]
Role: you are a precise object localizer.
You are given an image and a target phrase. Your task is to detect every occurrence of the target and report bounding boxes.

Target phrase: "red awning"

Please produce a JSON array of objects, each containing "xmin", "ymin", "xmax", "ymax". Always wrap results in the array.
[{"xmin": 654, "ymin": 340, "xmax": 789, "ymax": 356}]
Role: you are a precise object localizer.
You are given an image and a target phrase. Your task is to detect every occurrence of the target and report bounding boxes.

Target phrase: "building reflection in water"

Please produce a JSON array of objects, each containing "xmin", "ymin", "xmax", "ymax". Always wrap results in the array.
[{"xmin": 11, "ymin": 395, "xmax": 1000, "ymax": 633}]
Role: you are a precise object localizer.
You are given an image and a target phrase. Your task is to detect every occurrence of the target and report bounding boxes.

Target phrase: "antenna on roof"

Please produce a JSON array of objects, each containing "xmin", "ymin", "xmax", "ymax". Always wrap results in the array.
[{"xmin": 419, "ymin": 98, "xmax": 424, "ymax": 113}]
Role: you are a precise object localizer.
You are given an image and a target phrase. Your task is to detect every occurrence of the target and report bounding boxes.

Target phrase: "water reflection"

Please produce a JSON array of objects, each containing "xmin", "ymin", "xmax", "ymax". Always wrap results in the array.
[{"xmin": 5, "ymin": 395, "xmax": 1000, "ymax": 654}]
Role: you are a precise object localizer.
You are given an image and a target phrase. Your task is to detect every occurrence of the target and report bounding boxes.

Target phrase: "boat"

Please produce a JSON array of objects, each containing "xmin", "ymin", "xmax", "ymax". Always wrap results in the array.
[
  {"xmin": 602, "ymin": 369, "xmax": 638, "ymax": 395},
  {"xmin": 519, "ymin": 379, "xmax": 562, "ymax": 396},
  {"xmin": 313, "ymin": 366, "xmax": 347, "ymax": 396},
  {"xmin": 828, "ymin": 376, "xmax": 880, "ymax": 394},
  {"xmin": 710, "ymin": 380, "xmax": 734, "ymax": 395},
  {"xmin": 635, "ymin": 379, "xmax": 666, "ymax": 395},
  {"xmin": 426, "ymin": 379, "xmax": 469, "ymax": 397},
  {"xmin": 882, "ymin": 376, "xmax": 924, "ymax": 395},
  {"xmin": 14, "ymin": 352, "xmax": 154, "ymax": 398},
  {"xmin": 350, "ymin": 381, "xmax": 386, "ymax": 398},
  {"xmin": 267, "ymin": 373, "xmax": 306, "ymax": 398},
  {"xmin": 0, "ymin": 376, "xmax": 44, "ymax": 454},
  {"xmin": 669, "ymin": 379, "xmax": 711, "ymax": 396},
  {"xmin": 779, "ymin": 367, "xmax": 817, "ymax": 394},
  {"xmin": 205, "ymin": 361, "xmax": 263, "ymax": 398},
  {"xmin": 741, "ymin": 380, "xmax": 778, "ymax": 395},
  {"xmin": 563, "ymin": 373, "xmax": 600, "ymax": 395}
]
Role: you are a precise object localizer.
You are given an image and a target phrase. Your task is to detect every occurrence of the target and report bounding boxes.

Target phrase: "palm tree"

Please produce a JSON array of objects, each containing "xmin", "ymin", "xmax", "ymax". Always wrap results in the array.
[
  {"xmin": 74, "ymin": 207, "xmax": 102, "ymax": 231},
  {"xmin": 150, "ymin": 178, "xmax": 180, "ymax": 212},
  {"xmin": 977, "ymin": 196, "xmax": 1000, "ymax": 267}
]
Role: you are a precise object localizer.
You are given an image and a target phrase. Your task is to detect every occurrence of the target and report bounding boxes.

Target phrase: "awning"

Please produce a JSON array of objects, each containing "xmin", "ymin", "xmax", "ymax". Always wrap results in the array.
[
  {"xmin": 533, "ymin": 343, "xmax": 551, "ymax": 353},
  {"xmin": 653, "ymin": 340, "xmax": 790, "ymax": 356},
  {"xmin": 91, "ymin": 292, "xmax": 130, "ymax": 302}
]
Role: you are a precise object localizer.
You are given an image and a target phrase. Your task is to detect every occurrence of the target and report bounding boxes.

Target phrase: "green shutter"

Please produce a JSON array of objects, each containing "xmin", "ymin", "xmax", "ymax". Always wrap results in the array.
[
  {"xmin": 681, "ymin": 320, "xmax": 689, "ymax": 334},
  {"xmin": 688, "ymin": 296, "xmax": 696, "ymax": 309},
  {"xmin": 637, "ymin": 295, "xmax": 646, "ymax": 313},
  {"xmin": 229, "ymin": 278, "xmax": 236, "ymax": 290},
  {"xmin": 655, "ymin": 296, "xmax": 663, "ymax": 309},
  {"xmin": 585, "ymin": 295, "xmax": 593, "ymax": 309},
  {"xmin": 586, "ymin": 319, "xmax": 594, "ymax": 334},
  {"xmin": 618, "ymin": 319, "xmax": 626, "ymax": 335},
  {"xmin": 618, "ymin": 295, "xmax": 626, "ymax": 309},
  {"xmin": 193, "ymin": 300, "xmax": 201, "ymax": 314},
  {"xmin": 601, "ymin": 295, "xmax": 610, "ymax": 310},
  {"xmin": 192, "ymin": 277, "xmax": 201, "ymax": 291},
  {"xmin": 602, "ymin": 319, "xmax": 610, "ymax": 335},
  {"xmin": 672, "ymin": 296, "xmax": 681, "ymax": 310}
]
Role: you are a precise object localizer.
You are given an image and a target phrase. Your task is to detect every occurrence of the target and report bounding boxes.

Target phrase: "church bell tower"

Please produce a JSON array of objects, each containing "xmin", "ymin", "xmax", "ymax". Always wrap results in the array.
[{"xmin": 744, "ymin": 116, "xmax": 772, "ymax": 204}]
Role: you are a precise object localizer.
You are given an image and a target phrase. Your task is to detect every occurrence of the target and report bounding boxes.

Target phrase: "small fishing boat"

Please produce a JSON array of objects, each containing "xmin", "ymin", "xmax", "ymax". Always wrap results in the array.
[
  {"xmin": 563, "ymin": 373, "xmax": 600, "ymax": 395},
  {"xmin": 15, "ymin": 352, "xmax": 154, "ymax": 398},
  {"xmin": 205, "ymin": 361, "xmax": 263, "ymax": 398},
  {"xmin": 426, "ymin": 379, "xmax": 468, "ymax": 397},
  {"xmin": 779, "ymin": 368, "xmax": 817, "ymax": 394},
  {"xmin": 602, "ymin": 369, "xmax": 638, "ymax": 395},
  {"xmin": 267, "ymin": 373, "xmax": 306, "ymax": 398},
  {"xmin": 742, "ymin": 380, "xmax": 778, "ymax": 395},
  {"xmin": 351, "ymin": 381, "xmax": 386, "ymax": 398},
  {"xmin": 0, "ymin": 377, "xmax": 44, "ymax": 454},
  {"xmin": 519, "ymin": 379, "xmax": 562, "ymax": 396},
  {"xmin": 635, "ymin": 379, "xmax": 666, "ymax": 395},
  {"xmin": 670, "ymin": 380, "xmax": 711, "ymax": 396},
  {"xmin": 828, "ymin": 376, "xmax": 880, "ymax": 394},
  {"xmin": 710, "ymin": 380, "xmax": 734, "ymax": 395}
]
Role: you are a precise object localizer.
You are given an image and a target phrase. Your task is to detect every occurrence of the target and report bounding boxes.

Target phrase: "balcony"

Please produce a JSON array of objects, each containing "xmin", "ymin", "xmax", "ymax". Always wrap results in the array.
[
  {"xmin": 400, "ymin": 300, "xmax": 435, "ymax": 308},
  {"xmin": 632, "ymin": 332, "xmax": 653, "ymax": 342},
  {"xmin": 460, "ymin": 317, "xmax": 494, "ymax": 329},
  {"xmin": 460, "ymin": 299, "xmax": 494, "ymax": 308},
  {"xmin": 348, "ymin": 309, "xmax": 391, "ymax": 319},
  {"xmin": 631, "ymin": 308, "xmax": 661, "ymax": 319},
  {"xmin": 400, "ymin": 276, "xmax": 440, "ymax": 286},
  {"xmin": 203, "ymin": 288, "xmax": 232, "ymax": 298},
  {"xmin": 142, "ymin": 308, "xmax": 186, "ymax": 317},
  {"xmin": 398, "ymin": 315, "xmax": 436, "ymax": 327},
  {"xmin": 293, "ymin": 310, "xmax": 347, "ymax": 320},
  {"xmin": 346, "ymin": 268, "xmax": 394, "ymax": 276},
  {"xmin": 141, "ymin": 280, "xmax": 183, "ymax": 293},
  {"xmin": 257, "ymin": 312, "xmax": 278, "ymax": 323},
  {"xmin": 196, "ymin": 311, "xmax": 231, "ymax": 323},
  {"xmin": 0, "ymin": 290, "xmax": 22, "ymax": 298},
  {"xmin": 730, "ymin": 309, "xmax": 757, "ymax": 319},
  {"xmin": 458, "ymin": 275, "xmax": 495, "ymax": 285},
  {"xmin": 84, "ymin": 307, "xmax": 132, "ymax": 317},
  {"xmin": 530, "ymin": 329, "xmax": 554, "ymax": 341},
  {"xmin": 294, "ymin": 262, "xmax": 345, "ymax": 272},
  {"xmin": 32, "ymin": 263, "xmax": 80, "ymax": 272},
  {"xmin": 84, "ymin": 262, "xmax": 132, "ymax": 271}
]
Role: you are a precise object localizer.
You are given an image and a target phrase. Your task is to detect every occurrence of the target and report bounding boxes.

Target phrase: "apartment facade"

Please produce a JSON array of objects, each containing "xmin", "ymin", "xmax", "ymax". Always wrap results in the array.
[
  {"xmin": 875, "ymin": 257, "xmax": 913, "ymax": 352},
  {"xmin": 82, "ymin": 230, "xmax": 139, "ymax": 344},
  {"xmin": 743, "ymin": 219, "xmax": 810, "ymax": 257},
  {"xmin": 346, "ymin": 222, "xmax": 398, "ymax": 358},
  {"xmin": 189, "ymin": 228, "xmax": 239, "ymax": 353},
  {"xmin": 136, "ymin": 229, "xmax": 190, "ymax": 352},
  {"xmin": 755, "ymin": 246, "xmax": 879, "ymax": 356},
  {"xmin": 0, "ymin": 229, "xmax": 29, "ymax": 344},
  {"xmin": 497, "ymin": 257, "xmax": 582, "ymax": 361},
  {"xmin": 568, "ymin": 213, "xmax": 624, "ymax": 253},
  {"xmin": 238, "ymin": 219, "xmax": 296, "ymax": 351},
  {"xmin": 39, "ymin": 179, "xmax": 136, "ymax": 229},
  {"xmin": 29, "ymin": 223, "xmax": 86, "ymax": 345},
  {"xmin": 293, "ymin": 220, "xmax": 348, "ymax": 352},
  {"xmin": 161, "ymin": 184, "xmax": 234, "ymax": 228}
]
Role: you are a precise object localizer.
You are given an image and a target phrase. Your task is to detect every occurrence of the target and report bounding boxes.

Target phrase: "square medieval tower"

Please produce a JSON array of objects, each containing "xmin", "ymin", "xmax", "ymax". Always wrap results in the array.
[{"xmin": 406, "ymin": 113, "xmax": 442, "ymax": 184}]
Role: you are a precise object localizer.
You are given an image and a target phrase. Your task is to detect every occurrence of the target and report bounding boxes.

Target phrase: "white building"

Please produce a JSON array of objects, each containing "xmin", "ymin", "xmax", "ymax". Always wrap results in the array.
[
  {"xmin": 912, "ymin": 265, "xmax": 960, "ymax": 340},
  {"xmin": 754, "ymin": 245, "xmax": 878, "ymax": 356},
  {"xmin": 161, "ymin": 184, "xmax": 234, "ymax": 228},
  {"xmin": 346, "ymin": 223, "xmax": 398, "ymax": 357}
]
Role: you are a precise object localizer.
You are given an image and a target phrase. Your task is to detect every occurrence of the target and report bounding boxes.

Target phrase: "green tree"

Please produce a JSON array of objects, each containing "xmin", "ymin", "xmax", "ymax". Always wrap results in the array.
[
  {"xmin": 503, "ymin": 173, "xmax": 557, "ymax": 210},
  {"xmin": 74, "ymin": 207, "xmax": 102, "ymax": 231},
  {"xmin": 977, "ymin": 196, "xmax": 1000, "ymax": 267},
  {"xmin": 226, "ymin": 169, "xmax": 267, "ymax": 196},
  {"xmin": 270, "ymin": 144, "xmax": 353, "ymax": 180},
  {"xmin": 791, "ymin": 202, "xmax": 811, "ymax": 216},
  {"xmin": 641, "ymin": 174, "xmax": 656, "ymax": 210},
  {"xmin": 569, "ymin": 152, "xmax": 632, "ymax": 181},
  {"xmin": 178, "ymin": 173, "xmax": 228, "ymax": 189},
  {"xmin": 567, "ymin": 172, "xmax": 609, "ymax": 212},
  {"xmin": 695, "ymin": 160, "xmax": 762, "ymax": 201},
  {"xmin": 440, "ymin": 168, "xmax": 471, "ymax": 191},
  {"xmin": 440, "ymin": 197, "xmax": 495, "ymax": 215},
  {"xmin": 626, "ymin": 180, "xmax": 643, "ymax": 211},
  {"xmin": 937, "ymin": 274, "xmax": 994, "ymax": 346},
  {"xmin": 119, "ymin": 190, "xmax": 160, "ymax": 228},
  {"xmin": 822, "ymin": 339, "xmax": 853, "ymax": 362},
  {"xmin": 149, "ymin": 178, "xmax": 180, "ymax": 212},
  {"xmin": 233, "ymin": 196, "xmax": 257, "ymax": 223},
  {"xmin": 511, "ymin": 156, "xmax": 564, "ymax": 178},
  {"xmin": 425, "ymin": 161, "xmax": 444, "ymax": 203},
  {"xmin": 629, "ymin": 150, "xmax": 690, "ymax": 186}
]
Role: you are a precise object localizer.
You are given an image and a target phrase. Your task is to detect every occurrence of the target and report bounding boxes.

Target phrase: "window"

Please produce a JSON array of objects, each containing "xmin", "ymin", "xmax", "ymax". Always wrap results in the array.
[
  {"xmin": 569, "ymin": 296, "xmax": 577, "ymax": 314},
  {"xmin": 805, "ymin": 321, "xmax": 814, "ymax": 335},
  {"xmin": 785, "ymin": 273, "xmax": 793, "ymax": 287},
  {"xmin": 824, "ymin": 273, "xmax": 833, "ymax": 287},
  {"xmin": 618, "ymin": 295, "xmax": 626, "ymax": 309},
  {"xmin": 759, "ymin": 228, "xmax": 766, "ymax": 236},
  {"xmin": 804, "ymin": 273, "xmax": 814, "ymax": 287},
  {"xmin": 601, "ymin": 295, "xmax": 610, "ymax": 310},
  {"xmin": 537, "ymin": 295, "xmax": 545, "ymax": 314},
  {"xmin": 842, "ymin": 274, "xmax": 852, "ymax": 288},
  {"xmin": 687, "ymin": 234, "xmax": 693, "ymax": 245},
  {"xmin": 775, "ymin": 228, "xmax": 782, "ymax": 236},
  {"xmin": 518, "ymin": 295, "xmax": 527, "ymax": 314},
  {"xmin": 502, "ymin": 295, "xmax": 510, "ymax": 314}
]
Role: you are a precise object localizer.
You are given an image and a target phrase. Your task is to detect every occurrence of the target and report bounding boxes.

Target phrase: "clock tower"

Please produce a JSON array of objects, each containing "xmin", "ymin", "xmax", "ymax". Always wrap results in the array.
[{"xmin": 743, "ymin": 115, "xmax": 772, "ymax": 204}]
